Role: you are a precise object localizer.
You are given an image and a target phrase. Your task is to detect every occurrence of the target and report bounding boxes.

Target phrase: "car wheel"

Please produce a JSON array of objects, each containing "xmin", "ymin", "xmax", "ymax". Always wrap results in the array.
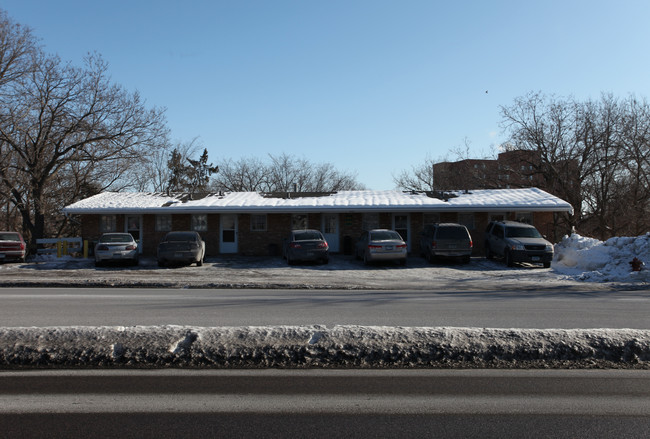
[
  {"xmin": 399, "ymin": 259, "xmax": 406, "ymax": 266},
  {"xmin": 505, "ymin": 249, "xmax": 514, "ymax": 267},
  {"xmin": 157, "ymin": 259, "xmax": 165, "ymax": 268},
  {"xmin": 426, "ymin": 250, "xmax": 434, "ymax": 264},
  {"xmin": 543, "ymin": 261, "xmax": 551, "ymax": 268},
  {"xmin": 287, "ymin": 255, "xmax": 294, "ymax": 266},
  {"xmin": 485, "ymin": 244, "xmax": 493, "ymax": 260},
  {"xmin": 95, "ymin": 259, "xmax": 102, "ymax": 267},
  {"xmin": 363, "ymin": 252, "xmax": 370, "ymax": 265},
  {"xmin": 462, "ymin": 255, "xmax": 471, "ymax": 264}
]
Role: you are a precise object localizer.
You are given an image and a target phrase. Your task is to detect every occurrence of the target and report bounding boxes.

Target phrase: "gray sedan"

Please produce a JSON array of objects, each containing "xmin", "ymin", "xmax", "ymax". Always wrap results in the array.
[
  {"xmin": 355, "ymin": 229, "xmax": 407, "ymax": 265},
  {"xmin": 157, "ymin": 231, "xmax": 206, "ymax": 267},
  {"xmin": 282, "ymin": 229, "xmax": 329, "ymax": 265}
]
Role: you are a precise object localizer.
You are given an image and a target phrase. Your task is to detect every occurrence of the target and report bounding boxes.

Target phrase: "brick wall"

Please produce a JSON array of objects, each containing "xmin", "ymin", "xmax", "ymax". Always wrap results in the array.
[{"xmin": 76, "ymin": 210, "xmax": 561, "ymax": 258}]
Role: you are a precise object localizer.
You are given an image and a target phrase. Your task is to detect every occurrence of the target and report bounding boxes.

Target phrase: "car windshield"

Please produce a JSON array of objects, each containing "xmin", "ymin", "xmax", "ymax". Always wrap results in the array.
[
  {"xmin": 164, "ymin": 232, "xmax": 197, "ymax": 242},
  {"xmin": 506, "ymin": 227, "xmax": 542, "ymax": 239},
  {"xmin": 370, "ymin": 231, "xmax": 402, "ymax": 241},
  {"xmin": 293, "ymin": 231, "xmax": 323, "ymax": 241},
  {"xmin": 100, "ymin": 234, "xmax": 133, "ymax": 243},
  {"xmin": 0, "ymin": 233, "xmax": 19, "ymax": 241},
  {"xmin": 438, "ymin": 227, "xmax": 469, "ymax": 239}
]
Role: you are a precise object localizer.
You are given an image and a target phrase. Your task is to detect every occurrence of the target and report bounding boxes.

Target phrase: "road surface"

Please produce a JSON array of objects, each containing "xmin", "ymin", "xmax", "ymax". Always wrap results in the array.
[
  {"xmin": 1, "ymin": 370, "xmax": 649, "ymax": 438},
  {"xmin": 0, "ymin": 287, "xmax": 649, "ymax": 328}
]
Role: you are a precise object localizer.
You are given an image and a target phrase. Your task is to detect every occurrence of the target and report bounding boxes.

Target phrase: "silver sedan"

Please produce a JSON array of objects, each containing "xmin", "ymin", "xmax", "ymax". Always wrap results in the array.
[
  {"xmin": 355, "ymin": 229, "xmax": 407, "ymax": 265},
  {"xmin": 94, "ymin": 233, "xmax": 139, "ymax": 266}
]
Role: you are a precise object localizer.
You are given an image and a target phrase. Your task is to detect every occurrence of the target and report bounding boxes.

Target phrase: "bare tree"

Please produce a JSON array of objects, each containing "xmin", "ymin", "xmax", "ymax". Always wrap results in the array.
[
  {"xmin": 392, "ymin": 155, "xmax": 437, "ymax": 191},
  {"xmin": 211, "ymin": 153, "xmax": 364, "ymax": 193},
  {"xmin": 0, "ymin": 47, "xmax": 168, "ymax": 244},
  {"xmin": 212, "ymin": 156, "xmax": 269, "ymax": 192},
  {"xmin": 501, "ymin": 92, "xmax": 650, "ymax": 239}
]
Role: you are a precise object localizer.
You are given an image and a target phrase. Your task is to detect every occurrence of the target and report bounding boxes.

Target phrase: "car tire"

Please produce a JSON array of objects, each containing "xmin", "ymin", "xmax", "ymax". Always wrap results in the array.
[
  {"xmin": 287, "ymin": 255, "xmax": 294, "ymax": 266},
  {"xmin": 462, "ymin": 255, "xmax": 471, "ymax": 264},
  {"xmin": 399, "ymin": 259, "xmax": 406, "ymax": 266},
  {"xmin": 426, "ymin": 250, "xmax": 434, "ymax": 264},
  {"xmin": 543, "ymin": 261, "xmax": 551, "ymax": 268},
  {"xmin": 505, "ymin": 249, "xmax": 514, "ymax": 267},
  {"xmin": 95, "ymin": 259, "xmax": 102, "ymax": 267},
  {"xmin": 157, "ymin": 259, "xmax": 165, "ymax": 268},
  {"xmin": 363, "ymin": 252, "xmax": 370, "ymax": 265}
]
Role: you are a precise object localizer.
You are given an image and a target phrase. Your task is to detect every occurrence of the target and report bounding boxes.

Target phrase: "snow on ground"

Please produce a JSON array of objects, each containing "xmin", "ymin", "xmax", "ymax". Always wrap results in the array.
[
  {"xmin": 553, "ymin": 233, "xmax": 650, "ymax": 283},
  {"xmin": 1, "ymin": 233, "xmax": 649, "ymax": 369},
  {"xmin": 1, "ymin": 325, "xmax": 649, "ymax": 369}
]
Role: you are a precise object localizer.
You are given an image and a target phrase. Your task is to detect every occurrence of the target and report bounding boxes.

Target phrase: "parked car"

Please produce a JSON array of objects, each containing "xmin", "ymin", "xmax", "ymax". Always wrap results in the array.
[
  {"xmin": 355, "ymin": 229, "xmax": 407, "ymax": 265},
  {"xmin": 94, "ymin": 233, "xmax": 139, "ymax": 266},
  {"xmin": 0, "ymin": 231, "xmax": 27, "ymax": 263},
  {"xmin": 484, "ymin": 220, "xmax": 553, "ymax": 268},
  {"xmin": 283, "ymin": 229, "xmax": 329, "ymax": 265},
  {"xmin": 157, "ymin": 231, "xmax": 205, "ymax": 267},
  {"xmin": 419, "ymin": 223, "xmax": 473, "ymax": 264}
]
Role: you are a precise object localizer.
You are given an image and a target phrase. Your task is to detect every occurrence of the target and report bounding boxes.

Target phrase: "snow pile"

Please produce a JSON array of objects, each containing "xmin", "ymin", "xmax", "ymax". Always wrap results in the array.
[
  {"xmin": 553, "ymin": 233, "xmax": 650, "ymax": 283},
  {"xmin": 1, "ymin": 325, "xmax": 648, "ymax": 369}
]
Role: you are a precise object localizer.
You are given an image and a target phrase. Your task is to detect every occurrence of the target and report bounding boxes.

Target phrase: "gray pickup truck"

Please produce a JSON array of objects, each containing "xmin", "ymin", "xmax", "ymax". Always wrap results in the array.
[{"xmin": 484, "ymin": 220, "xmax": 553, "ymax": 268}]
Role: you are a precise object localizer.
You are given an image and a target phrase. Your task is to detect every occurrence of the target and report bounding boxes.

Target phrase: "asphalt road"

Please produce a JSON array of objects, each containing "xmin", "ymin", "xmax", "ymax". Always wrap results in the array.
[
  {"xmin": 0, "ymin": 287, "xmax": 649, "ymax": 328},
  {"xmin": 1, "ymin": 370, "xmax": 649, "ymax": 438}
]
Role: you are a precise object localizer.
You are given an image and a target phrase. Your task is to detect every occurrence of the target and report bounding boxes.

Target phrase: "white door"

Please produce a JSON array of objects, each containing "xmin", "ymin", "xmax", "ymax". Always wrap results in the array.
[
  {"xmin": 220, "ymin": 214, "xmax": 238, "ymax": 253},
  {"xmin": 321, "ymin": 213, "xmax": 339, "ymax": 253},
  {"xmin": 393, "ymin": 213, "xmax": 410, "ymax": 251}
]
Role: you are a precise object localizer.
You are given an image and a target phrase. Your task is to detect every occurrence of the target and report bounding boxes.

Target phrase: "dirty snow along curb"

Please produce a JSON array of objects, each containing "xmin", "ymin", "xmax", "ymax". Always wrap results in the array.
[{"xmin": 1, "ymin": 325, "xmax": 649, "ymax": 369}]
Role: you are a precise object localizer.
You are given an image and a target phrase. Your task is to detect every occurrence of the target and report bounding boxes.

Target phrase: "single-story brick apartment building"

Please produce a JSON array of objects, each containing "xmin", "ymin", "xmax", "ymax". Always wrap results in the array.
[{"xmin": 62, "ymin": 188, "xmax": 573, "ymax": 257}]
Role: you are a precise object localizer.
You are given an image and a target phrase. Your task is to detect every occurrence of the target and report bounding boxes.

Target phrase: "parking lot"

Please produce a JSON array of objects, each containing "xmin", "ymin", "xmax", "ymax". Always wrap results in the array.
[{"xmin": 0, "ymin": 254, "xmax": 618, "ymax": 291}]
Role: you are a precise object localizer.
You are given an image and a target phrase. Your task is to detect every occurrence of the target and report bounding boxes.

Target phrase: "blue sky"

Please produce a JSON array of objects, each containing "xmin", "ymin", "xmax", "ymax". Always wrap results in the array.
[{"xmin": 4, "ymin": 1, "xmax": 650, "ymax": 190}]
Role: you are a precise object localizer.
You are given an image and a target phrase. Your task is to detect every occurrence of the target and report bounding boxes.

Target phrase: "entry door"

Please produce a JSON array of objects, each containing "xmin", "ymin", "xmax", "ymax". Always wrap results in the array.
[
  {"xmin": 220, "ymin": 214, "xmax": 238, "ymax": 253},
  {"xmin": 321, "ymin": 213, "xmax": 339, "ymax": 253},
  {"xmin": 125, "ymin": 215, "xmax": 142, "ymax": 253},
  {"xmin": 393, "ymin": 213, "xmax": 410, "ymax": 251}
]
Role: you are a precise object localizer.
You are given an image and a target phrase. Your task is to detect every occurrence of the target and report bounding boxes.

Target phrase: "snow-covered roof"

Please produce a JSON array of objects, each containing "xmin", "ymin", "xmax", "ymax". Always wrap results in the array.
[{"xmin": 63, "ymin": 188, "xmax": 573, "ymax": 215}]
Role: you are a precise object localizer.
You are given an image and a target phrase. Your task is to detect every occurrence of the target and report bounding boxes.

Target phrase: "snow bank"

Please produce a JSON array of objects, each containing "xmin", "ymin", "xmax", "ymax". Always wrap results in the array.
[
  {"xmin": 1, "ymin": 325, "xmax": 648, "ymax": 369},
  {"xmin": 554, "ymin": 233, "xmax": 650, "ymax": 283}
]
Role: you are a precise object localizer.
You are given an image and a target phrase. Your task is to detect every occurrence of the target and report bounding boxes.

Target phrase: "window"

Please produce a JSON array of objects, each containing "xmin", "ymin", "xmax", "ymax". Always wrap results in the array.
[
  {"xmin": 423, "ymin": 213, "xmax": 441, "ymax": 225},
  {"xmin": 250, "ymin": 214, "xmax": 267, "ymax": 232},
  {"xmin": 155, "ymin": 214, "xmax": 172, "ymax": 232},
  {"xmin": 291, "ymin": 214, "xmax": 308, "ymax": 230},
  {"xmin": 323, "ymin": 214, "xmax": 337, "ymax": 234},
  {"xmin": 100, "ymin": 215, "xmax": 116, "ymax": 233},
  {"xmin": 191, "ymin": 214, "xmax": 208, "ymax": 232},
  {"xmin": 458, "ymin": 213, "xmax": 475, "ymax": 230}
]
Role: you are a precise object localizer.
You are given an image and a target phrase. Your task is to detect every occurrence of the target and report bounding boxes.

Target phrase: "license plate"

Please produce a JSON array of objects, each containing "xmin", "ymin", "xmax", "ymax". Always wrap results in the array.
[
  {"xmin": 113, "ymin": 253, "xmax": 122, "ymax": 258},
  {"xmin": 449, "ymin": 245, "xmax": 457, "ymax": 249},
  {"xmin": 385, "ymin": 246, "xmax": 393, "ymax": 250},
  {"xmin": 0, "ymin": 253, "xmax": 5, "ymax": 259},
  {"xmin": 531, "ymin": 256, "xmax": 540, "ymax": 261},
  {"xmin": 175, "ymin": 252, "xmax": 184, "ymax": 258}
]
